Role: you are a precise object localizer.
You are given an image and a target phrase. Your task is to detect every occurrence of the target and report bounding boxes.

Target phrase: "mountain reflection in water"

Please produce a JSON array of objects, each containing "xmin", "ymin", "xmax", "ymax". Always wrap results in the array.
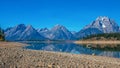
[{"xmin": 24, "ymin": 42, "xmax": 120, "ymax": 58}]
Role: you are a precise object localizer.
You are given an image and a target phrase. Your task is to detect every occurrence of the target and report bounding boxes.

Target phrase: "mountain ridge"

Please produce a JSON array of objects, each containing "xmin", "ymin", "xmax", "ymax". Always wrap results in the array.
[
  {"xmin": 75, "ymin": 16, "xmax": 120, "ymax": 39},
  {"xmin": 4, "ymin": 16, "xmax": 120, "ymax": 41}
]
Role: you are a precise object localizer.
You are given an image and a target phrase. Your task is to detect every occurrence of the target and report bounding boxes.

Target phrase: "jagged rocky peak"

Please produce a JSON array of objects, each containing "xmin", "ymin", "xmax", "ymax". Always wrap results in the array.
[
  {"xmin": 26, "ymin": 25, "xmax": 33, "ymax": 29},
  {"xmin": 50, "ymin": 24, "xmax": 74, "ymax": 40},
  {"xmin": 90, "ymin": 16, "xmax": 111, "ymax": 27},
  {"xmin": 54, "ymin": 24, "xmax": 64, "ymax": 28},
  {"xmin": 91, "ymin": 16, "xmax": 110, "ymax": 29},
  {"xmin": 12, "ymin": 24, "xmax": 26, "ymax": 32},
  {"xmin": 55, "ymin": 24, "xmax": 63, "ymax": 27},
  {"xmin": 17, "ymin": 24, "xmax": 26, "ymax": 26},
  {"xmin": 16, "ymin": 24, "xmax": 26, "ymax": 28},
  {"xmin": 25, "ymin": 25, "xmax": 37, "ymax": 32},
  {"xmin": 96, "ymin": 16, "xmax": 110, "ymax": 21},
  {"xmin": 85, "ymin": 16, "xmax": 119, "ymax": 33},
  {"xmin": 95, "ymin": 16, "xmax": 117, "ymax": 27},
  {"xmin": 52, "ymin": 24, "xmax": 67, "ymax": 30},
  {"xmin": 76, "ymin": 16, "xmax": 120, "ymax": 39},
  {"xmin": 24, "ymin": 25, "xmax": 38, "ymax": 34},
  {"xmin": 40, "ymin": 28, "xmax": 49, "ymax": 31}
]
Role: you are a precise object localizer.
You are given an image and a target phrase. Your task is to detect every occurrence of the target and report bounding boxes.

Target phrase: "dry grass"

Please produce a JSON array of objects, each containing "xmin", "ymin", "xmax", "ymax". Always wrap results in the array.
[{"xmin": 75, "ymin": 40, "xmax": 120, "ymax": 44}]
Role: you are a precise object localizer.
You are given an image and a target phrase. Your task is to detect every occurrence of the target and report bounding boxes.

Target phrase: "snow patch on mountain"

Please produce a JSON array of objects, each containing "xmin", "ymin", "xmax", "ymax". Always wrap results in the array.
[{"xmin": 76, "ymin": 16, "xmax": 120, "ymax": 39}]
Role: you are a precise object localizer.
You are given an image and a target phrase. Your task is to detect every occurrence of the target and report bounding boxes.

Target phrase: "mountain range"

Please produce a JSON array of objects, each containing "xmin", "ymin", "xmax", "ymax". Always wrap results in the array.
[
  {"xmin": 5, "ymin": 16, "xmax": 120, "ymax": 41},
  {"xmin": 75, "ymin": 16, "xmax": 120, "ymax": 39}
]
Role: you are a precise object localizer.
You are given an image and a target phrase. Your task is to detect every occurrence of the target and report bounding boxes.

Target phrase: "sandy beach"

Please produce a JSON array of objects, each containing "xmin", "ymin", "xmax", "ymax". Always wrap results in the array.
[{"xmin": 0, "ymin": 42, "xmax": 120, "ymax": 68}]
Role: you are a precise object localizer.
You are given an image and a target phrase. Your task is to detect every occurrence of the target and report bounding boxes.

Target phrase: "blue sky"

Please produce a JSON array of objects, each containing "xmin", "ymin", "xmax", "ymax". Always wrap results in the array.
[{"xmin": 0, "ymin": 0, "xmax": 120, "ymax": 31}]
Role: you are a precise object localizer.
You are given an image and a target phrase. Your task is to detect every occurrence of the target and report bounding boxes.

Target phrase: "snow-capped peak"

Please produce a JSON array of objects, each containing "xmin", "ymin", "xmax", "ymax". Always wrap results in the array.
[
  {"xmin": 52, "ymin": 24, "xmax": 66, "ymax": 30},
  {"xmin": 102, "ymin": 24, "xmax": 106, "ymax": 28},
  {"xmin": 84, "ymin": 16, "xmax": 119, "ymax": 33},
  {"xmin": 99, "ymin": 20, "xmax": 106, "ymax": 28},
  {"xmin": 54, "ymin": 24, "xmax": 64, "ymax": 28},
  {"xmin": 96, "ymin": 16, "xmax": 109, "ymax": 21}
]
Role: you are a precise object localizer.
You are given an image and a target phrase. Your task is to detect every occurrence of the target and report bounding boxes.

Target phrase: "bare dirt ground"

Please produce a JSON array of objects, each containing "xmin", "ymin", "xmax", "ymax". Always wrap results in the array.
[{"xmin": 0, "ymin": 42, "xmax": 120, "ymax": 68}]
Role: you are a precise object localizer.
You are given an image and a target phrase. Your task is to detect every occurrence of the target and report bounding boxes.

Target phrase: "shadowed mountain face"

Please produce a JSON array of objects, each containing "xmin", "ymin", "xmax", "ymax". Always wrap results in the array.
[
  {"xmin": 5, "ymin": 24, "xmax": 46, "ymax": 41},
  {"xmin": 19, "ymin": 25, "xmax": 45, "ymax": 40},
  {"xmin": 87, "ymin": 16, "xmax": 120, "ymax": 33},
  {"xmin": 37, "ymin": 24, "xmax": 74, "ymax": 40},
  {"xmin": 49, "ymin": 24, "xmax": 74, "ymax": 40},
  {"xmin": 76, "ymin": 28, "xmax": 103, "ymax": 39},
  {"xmin": 5, "ymin": 24, "xmax": 74, "ymax": 41},
  {"xmin": 5, "ymin": 24, "xmax": 26, "ymax": 40},
  {"xmin": 4, "ymin": 16, "xmax": 120, "ymax": 40},
  {"xmin": 76, "ymin": 16, "xmax": 120, "ymax": 39}
]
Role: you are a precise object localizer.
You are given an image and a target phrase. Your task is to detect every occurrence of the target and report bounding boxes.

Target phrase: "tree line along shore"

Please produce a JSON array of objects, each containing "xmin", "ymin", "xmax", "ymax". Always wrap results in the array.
[{"xmin": 75, "ymin": 33, "xmax": 120, "ymax": 44}]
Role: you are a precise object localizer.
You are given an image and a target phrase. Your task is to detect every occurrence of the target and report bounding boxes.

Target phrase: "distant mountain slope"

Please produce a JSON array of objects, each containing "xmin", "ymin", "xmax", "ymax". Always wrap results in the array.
[
  {"xmin": 37, "ymin": 24, "xmax": 74, "ymax": 40},
  {"xmin": 76, "ymin": 28, "xmax": 103, "ymax": 39},
  {"xmin": 5, "ymin": 24, "xmax": 26, "ymax": 40},
  {"xmin": 76, "ymin": 16, "xmax": 120, "ymax": 39},
  {"xmin": 49, "ymin": 24, "xmax": 74, "ymax": 40},
  {"xmin": 19, "ymin": 25, "xmax": 45, "ymax": 40},
  {"xmin": 37, "ymin": 28, "xmax": 51, "ymax": 39},
  {"xmin": 5, "ymin": 24, "xmax": 46, "ymax": 41},
  {"xmin": 5, "ymin": 24, "xmax": 74, "ymax": 41},
  {"xmin": 4, "ymin": 16, "xmax": 120, "ymax": 41}
]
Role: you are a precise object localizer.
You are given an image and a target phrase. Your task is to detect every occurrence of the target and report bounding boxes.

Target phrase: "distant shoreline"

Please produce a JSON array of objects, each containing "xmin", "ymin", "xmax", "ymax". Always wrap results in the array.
[{"xmin": 74, "ymin": 40, "xmax": 120, "ymax": 44}]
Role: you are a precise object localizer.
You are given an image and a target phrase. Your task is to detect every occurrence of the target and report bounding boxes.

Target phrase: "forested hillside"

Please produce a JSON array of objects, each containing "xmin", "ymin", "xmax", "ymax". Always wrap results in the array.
[{"xmin": 82, "ymin": 33, "xmax": 120, "ymax": 40}]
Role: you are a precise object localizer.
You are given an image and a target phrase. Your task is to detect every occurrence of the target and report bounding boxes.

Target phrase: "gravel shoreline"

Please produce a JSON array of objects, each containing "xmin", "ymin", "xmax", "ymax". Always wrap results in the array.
[{"xmin": 0, "ymin": 42, "xmax": 120, "ymax": 68}]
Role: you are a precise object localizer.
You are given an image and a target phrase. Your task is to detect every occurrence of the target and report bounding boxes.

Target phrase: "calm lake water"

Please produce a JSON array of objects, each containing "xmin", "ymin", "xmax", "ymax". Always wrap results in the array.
[{"xmin": 24, "ymin": 42, "xmax": 120, "ymax": 58}]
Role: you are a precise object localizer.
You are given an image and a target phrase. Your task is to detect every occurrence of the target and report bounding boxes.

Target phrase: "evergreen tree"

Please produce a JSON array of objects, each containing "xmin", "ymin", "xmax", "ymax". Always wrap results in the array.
[
  {"xmin": 0, "ymin": 27, "xmax": 5, "ymax": 41},
  {"xmin": 82, "ymin": 33, "xmax": 120, "ymax": 40}
]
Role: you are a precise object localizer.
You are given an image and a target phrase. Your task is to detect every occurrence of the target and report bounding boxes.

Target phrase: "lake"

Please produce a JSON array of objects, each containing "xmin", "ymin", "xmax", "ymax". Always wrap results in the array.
[{"xmin": 23, "ymin": 41, "xmax": 120, "ymax": 58}]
